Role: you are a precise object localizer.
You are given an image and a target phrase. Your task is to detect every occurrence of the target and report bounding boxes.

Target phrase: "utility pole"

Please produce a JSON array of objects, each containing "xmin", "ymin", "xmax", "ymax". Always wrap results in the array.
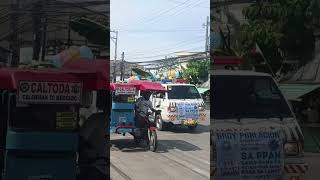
[
  {"xmin": 32, "ymin": 2, "xmax": 43, "ymax": 61},
  {"xmin": 9, "ymin": 0, "xmax": 19, "ymax": 67},
  {"xmin": 41, "ymin": 16, "xmax": 47, "ymax": 61},
  {"xmin": 110, "ymin": 30, "xmax": 118, "ymax": 82},
  {"xmin": 120, "ymin": 52, "xmax": 124, "ymax": 81},
  {"xmin": 203, "ymin": 16, "xmax": 210, "ymax": 60},
  {"xmin": 67, "ymin": 16, "xmax": 72, "ymax": 48}
]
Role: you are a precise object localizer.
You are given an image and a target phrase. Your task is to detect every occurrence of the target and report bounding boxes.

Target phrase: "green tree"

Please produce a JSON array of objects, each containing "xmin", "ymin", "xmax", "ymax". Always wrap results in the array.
[
  {"xmin": 183, "ymin": 60, "xmax": 209, "ymax": 85},
  {"xmin": 239, "ymin": 0, "xmax": 320, "ymax": 72}
]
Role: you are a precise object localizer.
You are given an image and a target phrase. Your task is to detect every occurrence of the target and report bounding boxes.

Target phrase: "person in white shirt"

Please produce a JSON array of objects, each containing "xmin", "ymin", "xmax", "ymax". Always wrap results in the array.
[{"xmin": 135, "ymin": 91, "xmax": 159, "ymax": 127}]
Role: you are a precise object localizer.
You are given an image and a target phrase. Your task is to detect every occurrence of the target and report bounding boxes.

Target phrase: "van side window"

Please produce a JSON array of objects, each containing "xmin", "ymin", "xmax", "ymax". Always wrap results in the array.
[{"xmin": 253, "ymin": 79, "xmax": 281, "ymax": 99}]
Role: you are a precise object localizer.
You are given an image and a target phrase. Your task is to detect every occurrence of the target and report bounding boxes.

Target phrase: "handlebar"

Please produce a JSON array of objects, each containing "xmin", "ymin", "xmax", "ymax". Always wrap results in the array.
[{"xmin": 137, "ymin": 110, "xmax": 161, "ymax": 116}]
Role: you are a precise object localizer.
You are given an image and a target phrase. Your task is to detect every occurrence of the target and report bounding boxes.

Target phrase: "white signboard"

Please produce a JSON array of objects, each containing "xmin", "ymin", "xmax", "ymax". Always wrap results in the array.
[
  {"xmin": 177, "ymin": 102, "xmax": 199, "ymax": 119},
  {"xmin": 18, "ymin": 81, "xmax": 82, "ymax": 104},
  {"xmin": 115, "ymin": 87, "xmax": 136, "ymax": 95},
  {"xmin": 215, "ymin": 129, "xmax": 284, "ymax": 180}
]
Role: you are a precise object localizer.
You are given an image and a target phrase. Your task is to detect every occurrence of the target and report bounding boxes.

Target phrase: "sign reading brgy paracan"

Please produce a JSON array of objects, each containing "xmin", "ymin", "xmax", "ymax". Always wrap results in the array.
[
  {"xmin": 18, "ymin": 81, "xmax": 82, "ymax": 104},
  {"xmin": 215, "ymin": 128, "xmax": 284, "ymax": 180}
]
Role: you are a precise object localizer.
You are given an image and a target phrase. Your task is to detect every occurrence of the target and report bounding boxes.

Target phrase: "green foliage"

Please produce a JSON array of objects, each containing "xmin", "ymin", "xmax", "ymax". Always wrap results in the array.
[
  {"xmin": 239, "ymin": 0, "xmax": 320, "ymax": 71},
  {"xmin": 183, "ymin": 60, "xmax": 209, "ymax": 85}
]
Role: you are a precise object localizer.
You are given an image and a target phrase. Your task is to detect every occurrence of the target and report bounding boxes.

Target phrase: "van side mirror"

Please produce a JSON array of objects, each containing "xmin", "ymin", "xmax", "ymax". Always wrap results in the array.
[{"xmin": 156, "ymin": 105, "xmax": 160, "ymax": 108}]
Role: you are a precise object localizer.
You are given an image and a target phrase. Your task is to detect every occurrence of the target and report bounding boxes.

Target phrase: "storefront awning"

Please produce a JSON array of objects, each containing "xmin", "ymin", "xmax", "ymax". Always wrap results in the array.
[{"xmin": 278, "ymin": 83, "xmax": 320, "ymax": 101}]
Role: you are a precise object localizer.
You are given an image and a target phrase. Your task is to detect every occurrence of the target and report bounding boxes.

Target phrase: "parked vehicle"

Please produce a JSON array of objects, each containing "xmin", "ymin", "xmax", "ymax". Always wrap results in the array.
[
  {"xmin": 211, "ymin": 70, "xmax": 308, "ymax": 180},
  {"xmin": 149, "ymin": 82, "xmax": 206, "ymax": 131}
]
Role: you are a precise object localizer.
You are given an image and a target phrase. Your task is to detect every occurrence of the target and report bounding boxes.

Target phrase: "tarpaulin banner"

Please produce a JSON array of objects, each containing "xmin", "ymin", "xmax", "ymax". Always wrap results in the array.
[
  {"xmin": 177, "ymin": 102, "xmax": 199, "ymax": 119},
  {"xmin": 215, "ymin": 129, "xmax": 284, "ymax": 180},
  {"xmin": 18, "ymin": 81, "xmax": 82, "ymax": 104}
]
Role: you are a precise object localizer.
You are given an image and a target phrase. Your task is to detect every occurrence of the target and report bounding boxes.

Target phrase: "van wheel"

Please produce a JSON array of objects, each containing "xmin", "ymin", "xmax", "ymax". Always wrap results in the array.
[{"xmin": 156, "ymin": 115, "xmax": 165, "ymax": 131}]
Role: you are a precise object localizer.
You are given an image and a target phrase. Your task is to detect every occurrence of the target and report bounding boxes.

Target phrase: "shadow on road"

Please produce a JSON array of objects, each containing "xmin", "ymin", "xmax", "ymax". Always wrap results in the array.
[
  {"xmin": 156, "ymin": 139, "xmax": 202, "ymax": 153},
  {"xmin": 166, "ymin": 124, "xmax": 210, "ymax": 134},
  {"xmin": 110, "ymin": 138, "xmax": 202, "ymax": 153}
]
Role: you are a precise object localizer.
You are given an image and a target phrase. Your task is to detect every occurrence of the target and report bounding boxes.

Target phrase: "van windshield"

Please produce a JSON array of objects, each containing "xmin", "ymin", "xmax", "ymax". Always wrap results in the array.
[
  {"xmin": 211, "ymin": 75, "xmax": 293, "ymax": 119},
  {"xmin": 167, "ymin": 85, "xmax": 201, "ymax": 99}
]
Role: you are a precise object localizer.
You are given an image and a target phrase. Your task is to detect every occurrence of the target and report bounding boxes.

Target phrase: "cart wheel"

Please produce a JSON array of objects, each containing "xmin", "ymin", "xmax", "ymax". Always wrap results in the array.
[{"xmin": 148, "ymin": 129, "xmax": 158, "ymax": 152}]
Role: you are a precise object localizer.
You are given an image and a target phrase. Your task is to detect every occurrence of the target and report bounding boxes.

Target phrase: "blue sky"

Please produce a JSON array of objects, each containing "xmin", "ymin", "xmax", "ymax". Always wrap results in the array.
[{"xmin": 110, "ymin": 0, "xmax": 210, "ymax": 62}]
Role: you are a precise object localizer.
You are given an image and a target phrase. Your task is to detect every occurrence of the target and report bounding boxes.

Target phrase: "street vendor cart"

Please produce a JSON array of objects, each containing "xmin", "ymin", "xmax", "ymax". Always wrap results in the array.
[
  {"xmin": 0, "ymin": 59, "xmax": 110, "ymax": 180},
  {"xmin": 0, "ymin": 68, "xmax": 82, "ymax": 180}
]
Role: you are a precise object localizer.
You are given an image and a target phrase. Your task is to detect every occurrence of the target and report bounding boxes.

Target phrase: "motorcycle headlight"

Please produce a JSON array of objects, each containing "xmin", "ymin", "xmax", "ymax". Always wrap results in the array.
[{"xmin": 284, "ymin": 142, "xmax": 299, "ymax": 156}]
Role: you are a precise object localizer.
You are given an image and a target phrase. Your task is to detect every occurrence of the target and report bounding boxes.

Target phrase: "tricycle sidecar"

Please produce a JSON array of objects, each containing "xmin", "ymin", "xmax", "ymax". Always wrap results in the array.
[{"xmin": 109, "ymin": 81, "xmax": 166, "ymax": 152}]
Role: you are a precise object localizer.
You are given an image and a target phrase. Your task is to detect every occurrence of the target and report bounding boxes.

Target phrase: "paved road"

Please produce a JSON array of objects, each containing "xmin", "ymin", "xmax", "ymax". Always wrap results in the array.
[{"xmin": 110, "ymin": 110, "xmax": 210, "ymax": 180}]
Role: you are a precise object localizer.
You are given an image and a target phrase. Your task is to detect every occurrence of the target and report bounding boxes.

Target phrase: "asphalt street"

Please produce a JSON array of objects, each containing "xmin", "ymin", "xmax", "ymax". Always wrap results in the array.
[{"xmin": 110, "ymin": 110, "xmax": 210, "ymax": 180}]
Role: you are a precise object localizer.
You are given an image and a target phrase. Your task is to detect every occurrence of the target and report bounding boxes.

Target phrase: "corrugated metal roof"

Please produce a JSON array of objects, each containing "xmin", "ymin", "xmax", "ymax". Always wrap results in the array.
[{"xmin": 279, "ymin": 83, "xmax": 320, "ymax": 101}]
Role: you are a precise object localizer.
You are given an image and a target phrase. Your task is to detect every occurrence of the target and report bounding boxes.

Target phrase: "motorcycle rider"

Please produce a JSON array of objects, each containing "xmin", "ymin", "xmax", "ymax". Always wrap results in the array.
[{"xmin": 135, "ymin": 91, "xmax": 159, "ymax": 127}]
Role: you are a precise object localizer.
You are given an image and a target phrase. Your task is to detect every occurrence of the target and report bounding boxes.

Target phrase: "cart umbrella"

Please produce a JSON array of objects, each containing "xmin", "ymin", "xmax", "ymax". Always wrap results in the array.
[
  {"xmin": 0, "ymin": 68, "xmax": 79, "ymax": 90},
  {"xmin": 129, "ymin": 80, "xmax": 166, "ymax": 92},
  {"xmin": 62, "ymin": 59, "xmax": 110, "ymax": 91}
]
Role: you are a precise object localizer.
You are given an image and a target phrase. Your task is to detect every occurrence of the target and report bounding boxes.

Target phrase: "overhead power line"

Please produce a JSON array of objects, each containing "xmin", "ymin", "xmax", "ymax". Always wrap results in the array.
[
  {"xmin": 120, "ymin": 35, "xmax": 204, "ymax": 54},
  {"xmin": 169, "ymin": 0, "xmax": 209, "ymax": 8},
  {"xmin": 125, "ymin": 46, "xmax": 205, "ymax": 62},
  {"xmin": 125, "ymin": 39, "xmax": 205, "ymax": 57},
  {"xmin": 133, "ymin": 0, "xmax": 193, "ymax": 27},
  {"xmin": 125, "ymin": 52, "xmax": 206, "ymax": 64},
  {"xmin": 147, "ymin": 0, "xmax": 208, "ymax": 25},
  {"xmin": 118, "ymin": 29, "xmax": 205, "ymax": 33}
]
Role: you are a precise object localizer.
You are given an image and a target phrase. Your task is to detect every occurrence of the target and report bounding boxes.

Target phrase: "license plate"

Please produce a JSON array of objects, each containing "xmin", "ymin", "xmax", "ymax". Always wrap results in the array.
[
  {"xmin": 182, "ymin": 119, "xmax": 195, "ymax": 125},
  {"xmin": 119, "ymin": 117, "xmax": 127, "ymax": 123}
]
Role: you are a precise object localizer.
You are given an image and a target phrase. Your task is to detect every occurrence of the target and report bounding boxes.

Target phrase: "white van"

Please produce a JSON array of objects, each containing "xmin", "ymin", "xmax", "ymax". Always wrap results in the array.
[
  {"xmin": 150, "ymin": 83, "xmax": 206, "ymax": 131},
  {"xmin": 211, "ymin": 70, "xmax": 308, "ymax": 180}
]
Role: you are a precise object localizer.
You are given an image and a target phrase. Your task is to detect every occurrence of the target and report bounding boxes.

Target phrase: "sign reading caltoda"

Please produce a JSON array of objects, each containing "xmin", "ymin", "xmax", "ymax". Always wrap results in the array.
[
  {"xmin": 18, "ymin": 81, "xmax": 82, "ymax": 104},
  {"xmin": 115, "ymin": 87, "xmax": 136, "ymax": 95}
]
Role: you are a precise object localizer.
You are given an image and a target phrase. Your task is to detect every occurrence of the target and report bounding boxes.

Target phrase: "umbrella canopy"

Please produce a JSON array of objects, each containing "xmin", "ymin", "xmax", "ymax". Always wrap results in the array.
[
  {"xmin": 129, "ymin": 80, "xmax": 166, "ymax": 92},
  {"xmin": 62, "ymin": 59, "xmax": 109, "ymax": 90},
  {"xmin": 0, "ymin": 68, "xmax": 79, "ymax": 90}
]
